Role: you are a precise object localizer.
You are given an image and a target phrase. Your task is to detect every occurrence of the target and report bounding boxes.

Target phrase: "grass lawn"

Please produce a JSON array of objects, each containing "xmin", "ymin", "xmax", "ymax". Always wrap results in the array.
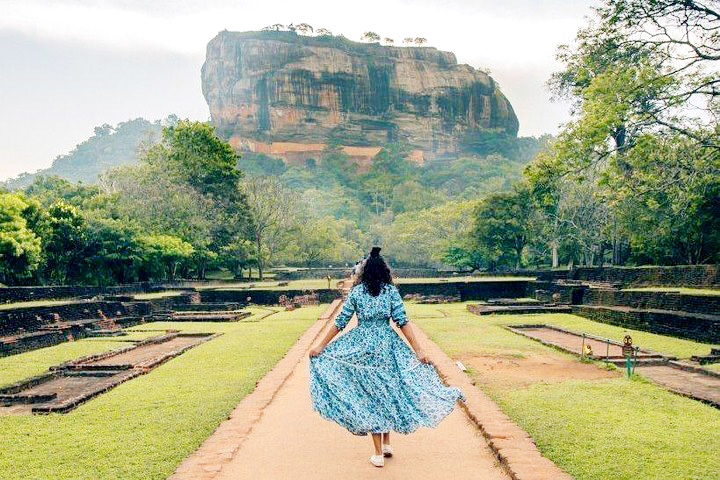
[
  {"xmin": 411, "ymin": 303, "xmax": 720, "ymax": 480},
  {"xmin": 704, "ymin": 362, "xmax": 720, "ymax": 372},
  {"xmin": 132, "ymin": 291, "xmax": 184, "ymax": 300},
  {"xmin": 0, "ymin": 306, "xmax": 319, "ymax": 480},
  {"xmin": 201, "ymin": 279, "xmax": 341, "ymax": 291},
  {"xmin": 0, "ymin": 299, "xmax": 79, "ymax": 310},
  {"xmin": 395, "ymin": 276, "xmax": 535, "ymax": 283},
  {"xmin": 622, "ymin": 286, "xmax": 720, "ymax": 296}
]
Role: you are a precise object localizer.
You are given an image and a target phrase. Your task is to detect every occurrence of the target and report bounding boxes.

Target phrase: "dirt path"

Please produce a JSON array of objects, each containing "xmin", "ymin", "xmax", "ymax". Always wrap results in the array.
[{"xmin": 216, "ymin": 352, "xmax": 508, "ymax": 480}]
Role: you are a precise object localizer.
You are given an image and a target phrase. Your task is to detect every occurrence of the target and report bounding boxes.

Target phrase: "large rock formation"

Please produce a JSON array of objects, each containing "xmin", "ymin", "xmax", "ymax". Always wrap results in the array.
[{"xmin": 202, "ymin": 31, "xmax": 519, "ymax": 167}]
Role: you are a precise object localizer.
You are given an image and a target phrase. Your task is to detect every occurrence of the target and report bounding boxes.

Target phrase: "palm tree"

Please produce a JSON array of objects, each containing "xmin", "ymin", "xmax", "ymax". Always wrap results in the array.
[
  {"xmin": 384, "ymin": 37, "xmax": 395, "ymax": 45},
  {"xmin": 402, "ymin": 37, "xmax": 414, "ymax": 45},
  {"xmin": 414, "ymin": 37, "xmax": 427, "ymax": 45}
]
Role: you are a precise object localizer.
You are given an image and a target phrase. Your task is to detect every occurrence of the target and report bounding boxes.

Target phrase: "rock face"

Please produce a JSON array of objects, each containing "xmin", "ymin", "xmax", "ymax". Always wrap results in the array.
[{"xmin": 202, "ymin": 31, "xmax": 519, "ymax": 166}]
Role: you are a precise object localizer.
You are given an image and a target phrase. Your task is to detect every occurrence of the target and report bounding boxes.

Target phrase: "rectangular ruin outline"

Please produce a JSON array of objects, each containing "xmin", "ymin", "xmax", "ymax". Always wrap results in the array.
[{"xmin": 0, "ymin": 331, "xmax": 223, "ymax": 414}]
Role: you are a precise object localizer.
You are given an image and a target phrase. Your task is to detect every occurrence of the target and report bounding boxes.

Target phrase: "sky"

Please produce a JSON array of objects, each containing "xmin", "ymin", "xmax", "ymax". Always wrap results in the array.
[{"xmin": 0, "ymin": 0, "xmax": 598, "ymax": 181}]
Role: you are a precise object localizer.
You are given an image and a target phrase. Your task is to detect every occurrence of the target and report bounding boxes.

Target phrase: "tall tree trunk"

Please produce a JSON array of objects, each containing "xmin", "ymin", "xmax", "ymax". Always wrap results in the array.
[{"xmin": 255, "ymin": 232, "xmax": 264, "ymax": 281}]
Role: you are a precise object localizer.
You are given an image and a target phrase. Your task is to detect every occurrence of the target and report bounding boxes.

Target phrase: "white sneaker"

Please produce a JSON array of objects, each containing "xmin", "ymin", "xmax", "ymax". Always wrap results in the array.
[
  {"xmin": 370, "ymin": 454, "xmax": 385, "ymax": 467},
  {"xmin": 382, "ymin": 444, "xmax": 394, "ymax": 457}
]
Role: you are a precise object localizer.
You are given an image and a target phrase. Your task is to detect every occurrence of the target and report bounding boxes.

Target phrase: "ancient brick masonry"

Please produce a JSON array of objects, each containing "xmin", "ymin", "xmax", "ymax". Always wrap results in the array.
[
  {"xmin": 536, "ymin": 265, "xmax": 720, "ymax": 288},
  {"xmin": 0, "ymin": 283, "xmax": 151, "ymax": 304},
  {"xmin": 530, "ymin": 265, "xmax": 720, "ymax": 343}
]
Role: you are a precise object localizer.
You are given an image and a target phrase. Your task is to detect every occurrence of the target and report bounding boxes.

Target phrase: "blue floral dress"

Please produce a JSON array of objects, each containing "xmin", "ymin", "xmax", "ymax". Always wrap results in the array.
[{"xmin": 309, "ymin": 283, "xmax": 465, "ymax": 436}]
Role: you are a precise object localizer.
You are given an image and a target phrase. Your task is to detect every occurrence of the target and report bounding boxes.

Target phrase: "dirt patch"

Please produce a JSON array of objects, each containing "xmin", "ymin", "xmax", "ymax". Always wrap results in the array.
[
  {"xmin": 635, "ymin": 366, "xmax": 720, "ymax": 407},
  {"xmin": 458, "ymin": 352, "xmax": 618, "ymax": 389},
  {"xmin": 90, "ymin": 336, "xmax": 200, "ymax": 366}
]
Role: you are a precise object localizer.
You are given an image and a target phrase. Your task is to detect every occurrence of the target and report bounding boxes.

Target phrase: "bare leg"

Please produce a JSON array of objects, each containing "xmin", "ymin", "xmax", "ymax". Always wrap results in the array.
[
  {"xmin": 383, "ymin": 432, "xmax": 390, "ymax": 446},
  {"xmin": 371, "ymin": 433, "xmax": 383, "ymax": 455}
]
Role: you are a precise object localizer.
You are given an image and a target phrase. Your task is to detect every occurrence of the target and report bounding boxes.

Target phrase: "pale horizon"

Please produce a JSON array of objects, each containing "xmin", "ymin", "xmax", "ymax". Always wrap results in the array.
[{"xmin": 0, "ymin": 0, "xmax": 597, "ymax": 181}]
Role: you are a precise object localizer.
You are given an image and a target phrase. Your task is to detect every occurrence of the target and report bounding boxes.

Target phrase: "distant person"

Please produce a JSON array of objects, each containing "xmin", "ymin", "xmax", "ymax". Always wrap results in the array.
[
  {"xmin": 308, "ymin": 247, "xmax": 465, "ymax": 468},
  {"xmin": 349, "ymin": 259, "xmax": 363, "ymax": 286}
]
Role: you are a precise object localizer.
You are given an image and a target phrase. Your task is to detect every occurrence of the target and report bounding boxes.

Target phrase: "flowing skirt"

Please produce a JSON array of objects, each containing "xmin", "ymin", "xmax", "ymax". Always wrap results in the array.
[{"xmin": 308, "ymin": 322, "xmax": 465, "ymax": 436}]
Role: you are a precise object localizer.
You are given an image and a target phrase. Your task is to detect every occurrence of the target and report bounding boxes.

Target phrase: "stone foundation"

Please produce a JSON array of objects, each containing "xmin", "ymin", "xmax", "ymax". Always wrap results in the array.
[
  {"xmin": 536, "ymin": 265, "xmax": 720, "ymax": 288},
  {"xmin": 0, "ymin": 283, "xmax": 152, "ymax": 304},
  {"xmin": 572, "ymin": 305, "xmax": 720, "ymax": 343}
]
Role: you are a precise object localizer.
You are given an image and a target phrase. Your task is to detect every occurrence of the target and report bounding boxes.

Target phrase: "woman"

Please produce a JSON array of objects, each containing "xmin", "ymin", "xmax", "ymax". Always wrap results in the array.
[{"xmin": 308, "ymin": 247, "xmax": 465, "ymax": 468}]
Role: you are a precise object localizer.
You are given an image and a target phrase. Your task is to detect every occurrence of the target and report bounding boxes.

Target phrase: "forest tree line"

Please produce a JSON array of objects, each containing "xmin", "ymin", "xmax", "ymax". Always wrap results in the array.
[{"xmin": 0, "ymin": 118, "xmax": 539, "ymax": 285}]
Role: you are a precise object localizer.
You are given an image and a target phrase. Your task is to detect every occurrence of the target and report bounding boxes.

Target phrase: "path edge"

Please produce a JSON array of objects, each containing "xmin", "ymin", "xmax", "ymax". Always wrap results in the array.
[
  {"xmin": 169, "ymin": 300, "xmax": 343, "ymax": 479},
  {"xmin": 414, "ymin": 324, "xmax": 574, "ymax": 480}
]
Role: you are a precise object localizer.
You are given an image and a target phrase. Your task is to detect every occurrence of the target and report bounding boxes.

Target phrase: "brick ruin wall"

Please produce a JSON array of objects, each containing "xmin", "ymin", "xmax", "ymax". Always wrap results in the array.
[
  {"xmin": 201, "ymin": 280, "xmax": 532, "ymax": 305},
  {"xmin": 0, "ymin": 283, "xmax": 153, "ymax": 304},
  {"xmin": 534, "ymin": 264, "xmax": 720, "ymax": 288},
  {"xmin": 275, "ymin": 268, "xmax": 463, "ymax": 281},
  {"xmin": 0, "ymin": 301, "xmax": 150, "ymax": 337},
  {"xmin": 571, "ymin": 305, "xmax": 720, "ymax": 343},
  {"xmin": 530, "ymin": 265, "xmax": 720, "ymax": 343}
]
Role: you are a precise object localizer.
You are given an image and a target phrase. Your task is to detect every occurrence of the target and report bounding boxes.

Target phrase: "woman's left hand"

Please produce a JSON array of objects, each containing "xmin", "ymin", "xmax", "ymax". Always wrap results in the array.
[{"xmin": 308, "ymin": 347, "xmax": 323, "ymax": 357}]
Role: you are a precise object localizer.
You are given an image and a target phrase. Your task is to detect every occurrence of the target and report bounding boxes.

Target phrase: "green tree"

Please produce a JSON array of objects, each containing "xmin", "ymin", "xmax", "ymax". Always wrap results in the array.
[
  {"xmin": 84, "ymin": 218, "xmax": 144, "ymax": 285},
  {"xmin": 0, "ymin": 194, "xmax": 42, "ymax": 284},
  {"xmin": 472, "ymin": 185, "xmax": 537, "ymax": 270},
  {"xmin": 144, "ymin": 120, "xmax": 244, "ymax": 203},
  {"xmin": 611, "ymin": 134, "xmax": 720, "ymax": 264},
  {"xmin": 219, "ymin": 236, "xmax": 256, "ymax": 279},
  {"xmin": 100, "ymin": 165, "xmax": 214, "ymax": 267},
  {"xmin": 243, "ymin": 177, "xmax": 295, "ymax": 279},
  {"xmin": 42, "ymin": 202, "xmax": 88, "ymax": 284},
  {"xmin": 24, "ymin": 176, "xmax": 100, "ymax": 208},
  {"xmin": 139, "ymin": 234, "xmax": 195, "ymax": 281},
  {"xmin": 112, "ymin": 119, "xmax": 251, "ymax": 277},
  {"xmin": 374, "ymin": 201, "xmax": 476, "ymax": 267}
]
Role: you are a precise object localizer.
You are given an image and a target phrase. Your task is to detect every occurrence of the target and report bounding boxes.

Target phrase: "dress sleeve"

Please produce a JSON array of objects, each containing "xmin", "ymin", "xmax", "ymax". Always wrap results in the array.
[
  {"xmin": 390, "ymin": 285, "xmax": 409, "ymax": 328},
  {"xmin": 334, "ymin": 288, "xmax": 356, "ymax": 331}
]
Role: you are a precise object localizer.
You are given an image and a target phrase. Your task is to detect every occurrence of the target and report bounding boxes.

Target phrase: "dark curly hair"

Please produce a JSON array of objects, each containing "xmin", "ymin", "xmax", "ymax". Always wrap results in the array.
[{"xmin": 359, "ymin": 247, "xmax": 393, "ymax": 296}]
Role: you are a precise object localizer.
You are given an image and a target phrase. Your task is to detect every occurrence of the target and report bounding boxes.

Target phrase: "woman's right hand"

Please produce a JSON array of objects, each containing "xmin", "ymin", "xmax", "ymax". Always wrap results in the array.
[{"xmin": 308, "ymin": 347, "xmax": 323, "ymax": 357}]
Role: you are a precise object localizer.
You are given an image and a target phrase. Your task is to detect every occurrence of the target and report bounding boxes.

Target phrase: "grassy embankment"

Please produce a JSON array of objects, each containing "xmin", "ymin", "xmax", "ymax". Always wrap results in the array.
[
  {"xmin": 410, "ymin": 303, "xmax": 720, "ymax": 480},
  {"xmin": 622, "ymin": 286, "xmax": 720, "ymax": 296},
  {"xmin": 0, "ymin": 306, "xmax": 319, "ymax": 480}
]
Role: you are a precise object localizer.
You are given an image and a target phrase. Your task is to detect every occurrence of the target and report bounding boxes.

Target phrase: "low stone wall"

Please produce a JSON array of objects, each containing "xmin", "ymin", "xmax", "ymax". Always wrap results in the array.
[
  {"xmin": 397, "ymin": 280, "xmax": 530, "ymax": 301},
  {"xmin": 0, "ymin": 331, "xmax": 69, "ymax": 357},
  {"xmin": 0, "ymin": 283, "xmax": 153, "ymax": 304},
  {"xmin": 532, "ymin": 281, "xmax": 588, "ymax": 305},
  {"xmin": 584, "ymin": 289, "xmax": 720, "ymax": 316},
  {"xmin": 273, "ymin": 267, "xmax": 456, "ymax": 280},
  {"xmin": 200, "ymin": 289, "xmax": 340, "ymax": 305},
  {"xmin": 0, "ymin": 301, "xmax": 149, "ymax": 336},
  {"xmin": 199, "ymin": 280, "xmax": 529, "ymax": 305},
  {"xmin": 536, "ymin": 265, "xmax": 720, "ymax": 288},
  {"xmin": 572, "ymin": 305, "xmax": 720, "ymax": 343}
]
